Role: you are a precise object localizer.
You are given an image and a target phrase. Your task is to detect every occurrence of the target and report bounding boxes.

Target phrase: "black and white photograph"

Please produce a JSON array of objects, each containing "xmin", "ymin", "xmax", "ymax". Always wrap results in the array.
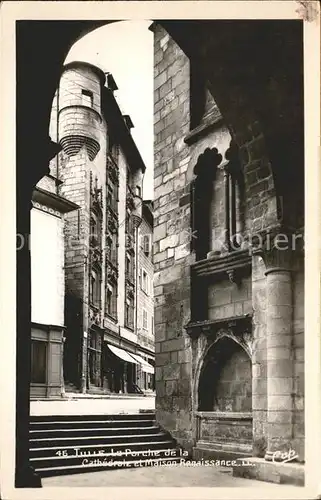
[{"xmin": 0, "ymin": 1, "xmax": 320, "ymax": 499}]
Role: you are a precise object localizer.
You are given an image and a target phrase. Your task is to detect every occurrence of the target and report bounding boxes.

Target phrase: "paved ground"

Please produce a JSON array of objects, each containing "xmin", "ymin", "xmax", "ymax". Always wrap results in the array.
[
  {"xmin": 30, "ymin": 395, "xmax": 155, "ymax": 416},
  {"xmin": 42, "ymin": 465, "xmax": 285, "ymax": 488}
]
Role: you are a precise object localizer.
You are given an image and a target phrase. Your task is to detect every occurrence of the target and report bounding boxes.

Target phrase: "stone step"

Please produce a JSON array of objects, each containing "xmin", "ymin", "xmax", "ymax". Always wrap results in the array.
[
  {"xmin": 30, "ymin": 439, "xmax": 175, "ymax": 458},
  {"xmin": 30, "ymin": 447, "xmax": 184, "ymax": 470},
  {"xmin": 30, "ymin": 418, "xmax": 155, "ymax": 430},
  {"xmin": 30, "ymin": 431, "xmax": 170, "ymax": 448},
  {"xmin": 29, "ymin": 413, "xmax": 180, "ymax": 477},
  {"xmin": 30, "ymin": 413, "xmax": 156, "ymax": 422},
  {"xmin": 30, "ymin": 425, "xmax": 160, "ymax": 439}
]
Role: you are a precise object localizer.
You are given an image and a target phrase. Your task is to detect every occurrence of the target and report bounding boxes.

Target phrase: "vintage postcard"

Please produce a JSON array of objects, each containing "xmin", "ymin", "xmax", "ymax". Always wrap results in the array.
[{"xmin": 0, "ymin": 1, "xmax": 320, "ymax": 499}]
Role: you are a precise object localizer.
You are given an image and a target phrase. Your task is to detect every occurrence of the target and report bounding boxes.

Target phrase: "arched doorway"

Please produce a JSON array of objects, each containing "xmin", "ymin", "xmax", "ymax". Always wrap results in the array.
[{"xmin": 195, "ymin": 336, "xmax": 253, "ymax": 460}]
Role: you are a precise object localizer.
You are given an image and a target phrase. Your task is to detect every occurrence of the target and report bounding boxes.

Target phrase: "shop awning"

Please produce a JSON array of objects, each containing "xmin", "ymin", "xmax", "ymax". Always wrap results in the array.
[
  {"xmin": 130, "ymin": 353, "xmax": 155, "ymax": 374},
  {"xmin": 107, "ymin": 344, "xmax": 139, "ymax": 364}
]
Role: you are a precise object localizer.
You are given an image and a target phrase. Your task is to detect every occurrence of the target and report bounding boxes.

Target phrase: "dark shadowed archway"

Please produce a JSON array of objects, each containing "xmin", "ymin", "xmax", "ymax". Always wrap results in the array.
[
  {"xmin": 198, "ymin": 337, "xmax": 252, "ymax": 412},
  {"xmin": 16, "ymin": 19, "xmax": 303, "ymax": 487}
]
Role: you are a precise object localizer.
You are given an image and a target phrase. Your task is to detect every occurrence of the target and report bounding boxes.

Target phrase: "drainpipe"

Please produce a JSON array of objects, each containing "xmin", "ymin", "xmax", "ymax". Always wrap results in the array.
[
  {"xmin": 81, "ymin": 253, "xmax": 89, "ymax": 394},
  {"xmin": 134, "ymin": 224, "xmax": 139, "ymax": 337},
  {"xmin": 61, "ymin": 336, "xmax": 66, "ymax": 397},
  {"xmin": 135, "ymin": 172, "xmax": 145, "ymax": 335}
]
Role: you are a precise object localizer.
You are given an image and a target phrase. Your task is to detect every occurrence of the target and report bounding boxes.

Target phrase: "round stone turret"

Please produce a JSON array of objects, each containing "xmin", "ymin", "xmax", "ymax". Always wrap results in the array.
[{"xmin": 58, "ymin": 61, "xmax": 106, "ymax": 161}]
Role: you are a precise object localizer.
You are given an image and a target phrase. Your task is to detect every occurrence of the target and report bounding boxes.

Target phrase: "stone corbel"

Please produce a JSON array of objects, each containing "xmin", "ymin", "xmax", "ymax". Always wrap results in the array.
[
  {"xmin": 227, "ymin": 268, "xmax": 242, "ymax": 287},
  {"xmin": 28, "ymin": 137, "xmax": 62, "ymax": 193},
  {"xmin": 184, "ymin": 321, "xmax": 205, "ymax": 340}
]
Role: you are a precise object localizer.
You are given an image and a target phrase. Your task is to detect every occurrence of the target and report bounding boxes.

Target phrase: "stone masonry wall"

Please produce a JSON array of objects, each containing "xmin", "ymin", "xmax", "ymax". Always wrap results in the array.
[
  {"xmin": 153, "ymin": 25, "xmax": 194, "ymax": 450},
  {"xmin": 208, "ymin": 278, "xmax": 252, "ymax": 320},
  {"xmin": 55, "ymin": 65, "xmax": 107, "ymax": 386},
  {"xmin": 155, "ymin": 22, "xmax": 304, "ymax": 460},
  {"xmin": 251, "ymin": 256, "xmax": 268, "ymax": 457},
  {"xmin": 153, "ymin": 23, "xmax": 254, "ymax": 452},
  {"xmin": 137, "ymin": 216, "xmax": 154, "ymax": 352},
  {"xmin": 153, "ymin": 24, "xmax": 245, "ymax": 451}
]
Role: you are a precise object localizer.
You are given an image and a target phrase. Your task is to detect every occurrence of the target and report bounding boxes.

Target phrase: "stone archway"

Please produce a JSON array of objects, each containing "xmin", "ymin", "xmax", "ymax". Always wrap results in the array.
[
  {"xmin": 16, "ymin": 18, "xmax": 304, "ymax": 486},
  {"xmin": 198, "ymin": 336, "xmax": 252, "ymax": 413},
  {"xmin": 193, "ymin": 334, "xmax": 253, "ymax": 460},
  {"xmin": 15, "ymin": 20, "xmax": 120, "ymax": 488}
]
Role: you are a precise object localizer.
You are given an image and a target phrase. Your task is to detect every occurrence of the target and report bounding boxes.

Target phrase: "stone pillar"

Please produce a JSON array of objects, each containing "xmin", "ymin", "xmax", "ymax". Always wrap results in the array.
[
  {"xmin": 16, "ymin": 137, "xmax": 60, "ymax": 487},
  {"xmin": 262, "ymin": 246, "xmax": 294, "ymax": 459},
  {"xmin": 223, "ymin": 167, "xmax": 231, "ymax": 252}
]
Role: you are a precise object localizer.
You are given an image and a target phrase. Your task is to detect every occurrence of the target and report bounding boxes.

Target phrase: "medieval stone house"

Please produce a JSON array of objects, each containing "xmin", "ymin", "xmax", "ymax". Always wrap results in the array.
[
  {"xmin": 48, "ymin": 61, "xmax": 154, "ymax": 395},
  {"xmin": 137, "ymin": 200, "xmax": 155, "ymax": 391}
]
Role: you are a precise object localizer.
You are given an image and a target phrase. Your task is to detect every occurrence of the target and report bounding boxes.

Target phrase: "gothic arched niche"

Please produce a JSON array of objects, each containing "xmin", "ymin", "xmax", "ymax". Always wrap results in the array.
[
  {"xmin": 198, "ymin": 336, "xmax": 252, "ymax": 412},
  {"xmin": 191, "ymin": 147, "xmax": 222, "ymax": 260}
]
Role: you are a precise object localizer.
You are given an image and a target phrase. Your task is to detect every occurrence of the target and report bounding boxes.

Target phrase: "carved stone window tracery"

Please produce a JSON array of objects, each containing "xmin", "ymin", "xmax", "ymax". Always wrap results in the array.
[{"xmin": 89, "ymin": 174, "xmax": 103, "ymax": 309}]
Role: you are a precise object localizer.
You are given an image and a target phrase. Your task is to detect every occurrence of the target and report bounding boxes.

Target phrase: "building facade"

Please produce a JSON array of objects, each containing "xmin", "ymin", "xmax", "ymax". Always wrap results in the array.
[
  {"xmin": 49, "ymin": 61, "xmax": 154, "ymax": 395},
  {"xmin": 136, "ymin": 201, "xmax": 155, "ymax": 392},
  {"xmin": 30, "ymin": 175, "xmax": 78, "ymax": 398},
  {"xmin": 152, "ymin": 22, "xmax": 304, "ymax": 472}
]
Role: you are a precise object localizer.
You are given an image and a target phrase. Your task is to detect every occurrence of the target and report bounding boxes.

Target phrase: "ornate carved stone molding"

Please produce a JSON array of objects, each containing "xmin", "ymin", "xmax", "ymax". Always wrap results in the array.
[
  {"xmin": 250, "ymin": 225, "xmax": 297, "ymax": 275},
  {"xmin": 126, "ymin": 187, "xmax": 135, "ymax": 211},
  {"xmin": 107, "ymin": 216, "xmax": 118, "ymax": 234},
  {"xmin": 90, "ymin": 247, "xmax": 102, "ymax": 269},
  {"xmin": 185, "ymin": 314, "xmax": 253, "ymax": 352},
  {"xmin": 215, "ymin": 327, "xmax": 253, "ymax": 358},
  {"xmin": 89, "ymin": 306, "xmax": 101, "ymax": 327},
  {"xmin": 60, "ymin": 135, "xmax": 100, "ymax": 161},
  {"xmin": 132, "ymin": 214, "xmax": 142, "ymax": 228},
  {"xmin": 106, "ymin": 265, "xmax": 118, "ymax": 284},
  {"xmin": 125, "ymin": 233, "xmax": 135, "ymax": 252},
  {"xmin": 106, "ymin": 156, "xmax": 119, "ymax": 184},
  {"xmin": 90, "ymin": 175, "xmax": 103, "ymax": 217},
  {"xmin": 126, "ymin": 282, "xmax": 135, "ymax": 300},
  {"xmin": 192, "ymin": 248, "xmax": 251, "ymax": 284}
]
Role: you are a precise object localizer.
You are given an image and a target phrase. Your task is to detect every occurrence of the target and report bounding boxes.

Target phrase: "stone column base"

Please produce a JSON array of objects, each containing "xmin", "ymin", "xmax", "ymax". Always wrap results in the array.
[{"xmin": 232, "ymin": 457, "xmax": 304, "ymax": 486}]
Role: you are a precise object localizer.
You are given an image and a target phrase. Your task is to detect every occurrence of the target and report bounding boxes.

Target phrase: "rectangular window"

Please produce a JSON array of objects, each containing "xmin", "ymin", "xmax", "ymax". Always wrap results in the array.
[
  {"xmin": 143, "ymin": 309, "xmax": 148, "ymax": 330},
  {"xmin": 89, "ymin": 331, "xmax": 97, "ymax": 349},
  {"xmin": 82, "ymin": 89, "xmax": 93, "ymax": 107},
  {"xmin": 125, "ymin": 302, "xmax": 130, "ymax": 326},
  {"xmin": 90, "ymin": 270, "xmax": 101, "ymax": 307},
  {"xmin": 31, "ymin": 340, "xmax": 47, "ymax": 384},
  {"xmin": 90, "ymin": 216, "xmax": 99, "ymax": 247},
  {"xmin": 111, "ymin": 233, "xmax": 118, "ymax": 263},
  {"xmin": 125, "ymin": 297, "xmax": 134, "ymax": 329},
  {"xmin": 107, "ymin": 182, "xmax": 117, "ymax": 212},
  {"xmin": 143, "ymin": 234, "xmax": 151, "ymax": 256},
  {"xmin": 141, "ymin": 269, "xmax": 148, "ymax": 294},
  {"xmin": 106, "ymin": 288, "xmax": 112, "ymax": 315}
]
